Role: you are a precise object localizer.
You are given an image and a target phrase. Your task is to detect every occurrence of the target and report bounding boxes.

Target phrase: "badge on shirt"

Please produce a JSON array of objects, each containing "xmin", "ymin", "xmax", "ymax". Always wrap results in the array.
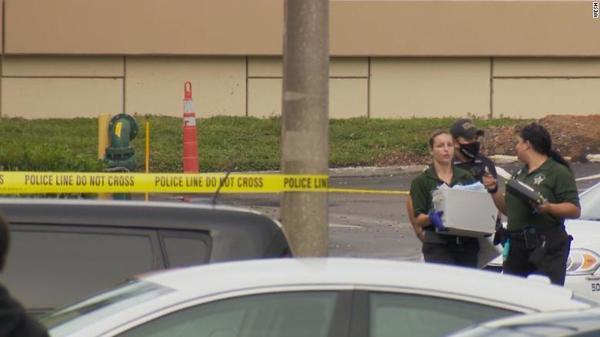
[{"xmin": 533, "ymin": 174, "xmax": 546, "ymax": 185}]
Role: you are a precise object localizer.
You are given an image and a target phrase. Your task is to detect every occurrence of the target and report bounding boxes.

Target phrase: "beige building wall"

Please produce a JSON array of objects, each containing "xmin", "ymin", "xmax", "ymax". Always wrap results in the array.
[
  {"xmin": 2, "ymin": 78, "xmax": 123, "ymax": 119},
  {"xmin": 125, "ymin": 57, "xmax": 246, "ymax": 117},
  {"xmin": 248, "ymin": 78, "xmax": 368, "ymax": 119},
  {"xmin": 248, "ymin": 57, "xmax": 368, "ymax": 118},
  {"xmin": 1, "ymin": 56, "xmax": 124, "ymax": 118},
  {"xmin": 494, "ymin": 58, "xmax": 600, "ymax": 77},
  {"xmin": 2, "ymin": 55, "xmax": 600, "ymax": 119},
  {"xmin": 494, "ymin": 79, "xmax": 600, "ymax": 118},
  {"xmin": 248, "ymin": 57, "xmax": 369, "ymax": 77},
  {"xmin": 248, "ymin": 79, "xmax": 281, "ymax": 118},
  {"xmin": 3, "ymin": 56, "xmax": 124, "ymax": 77},
  {"xmin": 1, "ymin": 1, "xmax": 600, "ymax": 120},
  {"xmin": 330, "ymin": 79, "xmax": 368, "ymax": 119},
  {"xmin": 492, "ymin": 58, "xmax": 600, "ymax": 118},
  {"xmin": 6, "ymin": 0, "xmax": 600, "ymax": 56},
  {"xmin": 370, "ymin": 58, "xmax": 491, "ymax": 118}
]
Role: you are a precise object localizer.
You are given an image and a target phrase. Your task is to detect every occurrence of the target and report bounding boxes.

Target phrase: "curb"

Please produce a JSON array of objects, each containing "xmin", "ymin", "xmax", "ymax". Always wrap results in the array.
[
  {"xmin": 244, "ymin": 166, "xmax": 428, "ymax": 178},
  {"xmin": 327, "ymin": 155, "xmax": 523, "ymax": 178},
  {"xmin": 587, "ymin": 154, "xmax": 600, "ymax": 163},
  {"xmin": 329, "ymin": 165, "xmax": 427, "ymax": 177},
  {"xmin": 489, "ymin": 154, "xmax": 600, "ymax": 164},
  {"xmin": 489, "ymin": 155, "xmax": 518, "ymax": 164}
]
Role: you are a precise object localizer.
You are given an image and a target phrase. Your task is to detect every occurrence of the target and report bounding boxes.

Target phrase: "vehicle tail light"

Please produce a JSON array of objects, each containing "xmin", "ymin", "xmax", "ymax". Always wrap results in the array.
[{"xmin": 567, "ymin": 249, "xmax": 600, "ymax": 276}]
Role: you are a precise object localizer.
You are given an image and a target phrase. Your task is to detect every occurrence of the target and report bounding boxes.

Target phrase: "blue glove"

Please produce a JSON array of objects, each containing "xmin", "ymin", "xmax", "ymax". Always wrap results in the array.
[{"xmin": 428, "ymin": 210, "xmax": 446, "ymax": 231}]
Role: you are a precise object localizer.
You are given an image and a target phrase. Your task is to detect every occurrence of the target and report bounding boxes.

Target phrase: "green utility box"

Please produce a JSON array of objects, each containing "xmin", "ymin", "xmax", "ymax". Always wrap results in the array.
[
  {"xmin": 105, "ymin": 113, "xmax": 138, "ymax": 172},
  {"xmin": 105, "ymin": 113, "xmax": 138, "ymax": 200}
]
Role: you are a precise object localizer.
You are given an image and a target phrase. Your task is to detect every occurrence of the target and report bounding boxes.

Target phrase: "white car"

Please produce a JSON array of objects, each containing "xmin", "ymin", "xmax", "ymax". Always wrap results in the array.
[
  {"xmin": 487, "ymin": 182, "xmax": 600, "ymax": 301},
  {"xmin": 41, "ymin": 258, "xmax": 593, "ymax": 337},
  {"xmin": 565, "ymin": 182, "xmax": 600, "ymax": 299}
]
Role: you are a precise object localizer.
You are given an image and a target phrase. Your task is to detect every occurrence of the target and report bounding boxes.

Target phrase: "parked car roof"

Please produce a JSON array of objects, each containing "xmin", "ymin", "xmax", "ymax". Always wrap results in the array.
[
  {"xmin": 0, "ymin": 198, "xmax": 283, "ymax": 231},
  {"xmin": 142, "ymin": 258, "xmax": 590, "ymax": 312}
]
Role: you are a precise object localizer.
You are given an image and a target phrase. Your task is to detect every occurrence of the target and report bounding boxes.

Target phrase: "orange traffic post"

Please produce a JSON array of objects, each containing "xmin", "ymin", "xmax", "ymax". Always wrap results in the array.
[{"xmin": 182, "ymin": 81, "xmax": 199, "ymax": 172}]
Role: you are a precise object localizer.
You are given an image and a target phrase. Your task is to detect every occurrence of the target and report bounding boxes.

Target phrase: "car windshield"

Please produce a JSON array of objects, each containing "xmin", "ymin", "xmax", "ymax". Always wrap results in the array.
[
  {"xmin": 580, "ymin": 182, "xmax": 600, "ymax": 221},
  {"xmin": 40, "ymin": 279, "xmax": 174, "ymax": 337}
]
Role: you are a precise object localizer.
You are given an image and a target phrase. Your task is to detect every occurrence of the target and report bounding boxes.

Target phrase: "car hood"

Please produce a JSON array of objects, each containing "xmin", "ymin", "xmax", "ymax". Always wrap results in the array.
[{"xmin": 565, "ymin": 219, "xmax": 600, "ymax": 249}]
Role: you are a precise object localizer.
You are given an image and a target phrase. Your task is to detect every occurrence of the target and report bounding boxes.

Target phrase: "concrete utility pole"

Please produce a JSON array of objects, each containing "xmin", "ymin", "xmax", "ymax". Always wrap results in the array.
[{"xmin": 281, "ymin": 0, "xmax": 329, "ymax": 256}]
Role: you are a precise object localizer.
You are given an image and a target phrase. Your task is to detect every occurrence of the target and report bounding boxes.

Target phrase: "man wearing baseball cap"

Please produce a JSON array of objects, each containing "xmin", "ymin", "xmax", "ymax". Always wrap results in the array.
[
  {"xmin": 450, "ymin": 118, "xmax": 497, "ymax": 182},
  {"xmin": 450, "ymin": 118, "xmax": 506, "ymax": 248}
]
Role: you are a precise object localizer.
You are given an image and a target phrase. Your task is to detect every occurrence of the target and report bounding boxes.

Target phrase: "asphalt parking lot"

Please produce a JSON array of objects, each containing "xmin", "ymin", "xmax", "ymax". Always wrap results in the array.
[{"xmin": 205, "ymin": 162, "xmax": 600, "ymax": 260}]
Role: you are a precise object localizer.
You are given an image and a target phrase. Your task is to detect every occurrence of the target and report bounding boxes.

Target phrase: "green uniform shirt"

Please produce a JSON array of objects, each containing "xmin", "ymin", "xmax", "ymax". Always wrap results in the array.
[
  {"xmin": 410, "ymin": 166, "xmax": 476, "ymax": 218},
  {"xmin": 505, "ymin": 159, "xmax": 580, "ymax": 231}
]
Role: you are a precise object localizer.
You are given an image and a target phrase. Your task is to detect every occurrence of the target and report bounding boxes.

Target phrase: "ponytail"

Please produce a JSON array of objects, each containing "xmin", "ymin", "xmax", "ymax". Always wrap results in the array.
[
  {"xmin": 519, "ymin": 122, "xmax": 572, "ymax": 172},
  {"xmin": 549, "ymin": 149, "xmax": 572, "ymax": 172}
]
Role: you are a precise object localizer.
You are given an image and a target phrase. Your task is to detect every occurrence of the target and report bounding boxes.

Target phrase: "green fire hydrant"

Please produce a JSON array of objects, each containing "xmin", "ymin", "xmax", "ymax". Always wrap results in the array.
[
  {"xmin": 105, "ymin": 113, "xmax": 138, "ymax": 171},
  {"xmin": 105, "ymin": 113, "xmax": 138, "ymax": 199}
]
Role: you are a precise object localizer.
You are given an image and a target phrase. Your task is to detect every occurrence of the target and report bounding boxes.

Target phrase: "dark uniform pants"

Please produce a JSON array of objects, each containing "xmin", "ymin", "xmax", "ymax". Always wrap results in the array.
[
  {"xmin": 503, "ymin": 226, "xmax": 572, "ymax": 285},
  {"xmin": 422, "ymin": 235, "xmax": 479, "ymax": 268}
]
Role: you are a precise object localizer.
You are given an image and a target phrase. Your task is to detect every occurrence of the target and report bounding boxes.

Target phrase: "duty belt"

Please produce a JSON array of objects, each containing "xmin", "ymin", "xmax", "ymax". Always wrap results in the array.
[{"xmin": 507, "ymin": 225, "xmax": 563, "ymax": 240}]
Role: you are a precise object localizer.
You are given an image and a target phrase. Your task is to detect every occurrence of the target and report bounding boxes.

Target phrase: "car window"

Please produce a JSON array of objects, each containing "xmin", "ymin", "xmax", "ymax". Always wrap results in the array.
[
  {"xmin": 117, "ymin": 291, "xmax": 340, "ymax": 337},
  {"xmin": 42, "ymin": 280, "xmax": 174, "ymax": 337},
  {"xmin": 0, "ymin": 226, "xmax": 159, "ymax": 311},
  {"xmin": 369, "ymin": 292, "xmax": 517, "ymax": 337},
  {"xmin": 160, "ymin": 232, "xmax": 211, "ymax": 267}
]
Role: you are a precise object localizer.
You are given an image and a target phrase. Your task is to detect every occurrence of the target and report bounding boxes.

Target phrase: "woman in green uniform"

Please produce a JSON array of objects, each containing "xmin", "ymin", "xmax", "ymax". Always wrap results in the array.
[
  {"xmin": 483, "ymin": 123, "xmax": 580, "ymax": 285},
  {"xmin": 408, "ymin": 130, "xmax": 479, "ymax": 267}
]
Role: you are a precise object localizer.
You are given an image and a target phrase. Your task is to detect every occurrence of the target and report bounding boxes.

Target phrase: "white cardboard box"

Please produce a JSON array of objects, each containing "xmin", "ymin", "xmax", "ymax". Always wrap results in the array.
[{"xmin": 432, "ymin": 189, "xmax": 497, "ymax": 237}]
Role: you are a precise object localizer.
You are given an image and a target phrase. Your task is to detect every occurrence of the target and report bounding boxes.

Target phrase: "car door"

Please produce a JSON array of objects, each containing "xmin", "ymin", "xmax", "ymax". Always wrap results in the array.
[
  {"xmin": 349, "ymin": 290, "xmax": 519, "ymax": 337},
  {"xmin": 1, "ymin": 224, "xmax": 163, "ymax": 313},
  {"xmin": 112, "ymin": 291, "xmax": 352, "ymax": 337}
]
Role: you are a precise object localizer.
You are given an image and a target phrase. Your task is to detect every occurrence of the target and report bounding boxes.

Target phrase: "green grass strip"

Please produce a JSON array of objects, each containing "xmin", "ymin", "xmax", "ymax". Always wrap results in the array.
[{"xmin": 0, "ymin": 116, "xmax": 522, "ymax": 172}]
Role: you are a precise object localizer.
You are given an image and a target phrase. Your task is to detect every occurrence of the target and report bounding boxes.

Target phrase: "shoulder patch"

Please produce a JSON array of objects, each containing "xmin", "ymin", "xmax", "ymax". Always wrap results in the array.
[
  {"xmin": 514, "ymin": 167, "xmax": 523, "ymax": 178},
  {"xmin": 533, "ymin": 174, "xmax": 546, "ymax": 185}
]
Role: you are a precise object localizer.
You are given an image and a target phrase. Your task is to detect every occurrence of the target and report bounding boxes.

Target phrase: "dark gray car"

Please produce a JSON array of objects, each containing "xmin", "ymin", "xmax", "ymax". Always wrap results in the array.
[{"xmin": 0, "ymin": 199, "xmax": 291, "ymax": 314}]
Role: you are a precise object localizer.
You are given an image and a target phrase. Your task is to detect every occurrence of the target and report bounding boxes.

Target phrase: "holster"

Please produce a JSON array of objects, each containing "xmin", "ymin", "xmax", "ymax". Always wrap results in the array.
[
  {"xmin": 522, "ymin": 227, "xmax": 539, "ymax": 250},
  {"xmin": 492, "ymin": 218, "xmax": 507, "ymax": 246}
]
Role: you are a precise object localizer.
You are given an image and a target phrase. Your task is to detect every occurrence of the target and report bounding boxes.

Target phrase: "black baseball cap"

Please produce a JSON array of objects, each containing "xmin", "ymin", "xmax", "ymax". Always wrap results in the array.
[{"xmin": 450, "ymin": 118, "xmax": 484, "ymax": 139}]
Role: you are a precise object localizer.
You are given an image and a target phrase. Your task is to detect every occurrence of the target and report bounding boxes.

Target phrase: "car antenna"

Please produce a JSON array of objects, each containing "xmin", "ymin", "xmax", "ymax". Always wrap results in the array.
[{"xmin": 212, "ymin": 163, "xmax": 235, "ymax": 206}]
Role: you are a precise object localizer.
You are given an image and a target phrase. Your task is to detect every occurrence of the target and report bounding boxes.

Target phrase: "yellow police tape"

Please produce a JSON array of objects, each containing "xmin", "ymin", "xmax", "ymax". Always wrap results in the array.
[{"xmin": 0, "ymin": 172, "xmax": 408, "ymax": 195}]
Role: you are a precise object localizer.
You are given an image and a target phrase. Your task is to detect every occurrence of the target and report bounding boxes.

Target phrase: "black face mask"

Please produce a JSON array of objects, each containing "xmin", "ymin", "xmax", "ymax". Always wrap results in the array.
[{"xmin": 459, "ymin": 142, "xmax": 480, "ymax": 159}]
